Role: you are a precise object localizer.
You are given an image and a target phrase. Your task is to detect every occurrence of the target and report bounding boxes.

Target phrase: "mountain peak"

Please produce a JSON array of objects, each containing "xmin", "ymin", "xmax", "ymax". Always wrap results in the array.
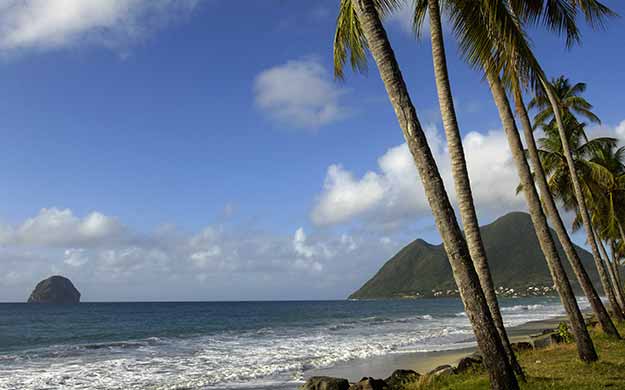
[{"xmin": 349, "ymin": 212, "xmax": 597, "ymax": 299}]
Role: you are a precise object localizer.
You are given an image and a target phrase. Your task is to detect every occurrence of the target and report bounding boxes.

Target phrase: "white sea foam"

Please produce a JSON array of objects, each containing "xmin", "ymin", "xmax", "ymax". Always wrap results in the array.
[
  {"xmin": 0, "ymin": 298, "xmax": 578, "ymax": 390},
  {"xmin": 501, "ymin": 304, "xmax": 545, "ymax": 312}
]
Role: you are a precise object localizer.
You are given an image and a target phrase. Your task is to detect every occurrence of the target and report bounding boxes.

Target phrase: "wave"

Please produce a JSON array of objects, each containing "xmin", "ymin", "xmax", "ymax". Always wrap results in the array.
[
  {"xmin": 0, "ymin": 298, "xmax": 575, "ymax": 390},
  {"xmin": 501, "ymin": 304, "xmax": 545, "ymax": 313},
  {"xmin": 0, "ymin": 319, "xmax": 472, "ymax": 389}
]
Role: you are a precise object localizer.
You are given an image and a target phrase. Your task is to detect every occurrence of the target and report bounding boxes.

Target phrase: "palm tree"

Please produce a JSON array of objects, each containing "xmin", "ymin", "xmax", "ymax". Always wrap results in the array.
[
  {"xmin": 586, "ymin": 144, "xmax": 625, "ymax": 308},
  {"xmin": 418, "ymin": 0, "xmax": 524, "ymax": 377},
  {"xmin": 334, "ymin": 1, "xmax": 519, "ymax": 387},
  {"xmin": 484, "ymin": 72, "xmax": 597, "ymax": 362},
  {"xmin": 514, "ymin": 92, "xmax": 621, "ymax": 336},
  {"xmin": 531, "ymin": 87, "xmax": 625, "ymax": 320},
  {"xmin": 441, "ymin": 0, "xmax": 600, "ymax": 362},
  {"xmin": 384, "ymin": 0, "xmax": 602, "ymax": 362},
  {"xmin": 337, "ymin": 0, "xmax": 524, "ymax": 378},
  {"xmin": 526, "ymin": 37, "xmax": 622, "ymax": 326},
  {"xmin": 610, "ymin": 240, "xmax": 625, "ymax": 295},
  {"xmin": 529, "ymin": 77, "xmax": 600, "ymax": 130}
]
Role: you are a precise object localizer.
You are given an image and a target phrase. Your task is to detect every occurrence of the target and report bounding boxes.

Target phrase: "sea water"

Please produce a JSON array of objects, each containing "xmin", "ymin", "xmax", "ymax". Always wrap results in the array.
[{"xmin": 0, "ymin": 297, "xmax": 583, "ymax": 389}]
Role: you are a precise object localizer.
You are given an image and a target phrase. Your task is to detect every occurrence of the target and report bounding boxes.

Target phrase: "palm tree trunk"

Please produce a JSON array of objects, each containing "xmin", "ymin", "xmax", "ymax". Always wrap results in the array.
[
  {"xmin": 512, "ymin": 88, "xmax": 620, "ymax": 338},
  {"xmin": 427, "ymin": 0, "xmax": 524, "ymax": 379},
  {"xmin": 486, "ymin": 71, "xmax": 597, "ymax": 362},
  {"xmin": 617, "ymin": 223, "xmax": 625, "ymax": 288},
  {"xmin": 610, "ymin": 240, "xmax": 624, "ymax": 296},
  {"xmin": 595, "ymin": 230, "xmax": 625, "ymax": 312},
  {"xmin": 351, "ymin": 1, "xmax": 518, "ymax": 388},
  {"xmin": 540, "ymin": 81, "xmax": 625, "ymax": 321}
]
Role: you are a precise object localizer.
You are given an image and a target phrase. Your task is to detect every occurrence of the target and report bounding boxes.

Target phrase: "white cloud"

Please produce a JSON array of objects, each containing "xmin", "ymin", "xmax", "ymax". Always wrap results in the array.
[
  {"xmin": 0, "ymin": 208, "xmax": 402, "ymax": 301},
  {"xmin": 254, "ymin": 59, "xmax": 349, "ymax": 129},
  {"xmin": 387, "ymin": 3, "xmax": 451, "ymax": 37},
  {"xmin": 0, "ymin": 0, "xmax": 198, "ymax": 52},
  {"xmin": 612, "ymin": 120, "xmax": 625, "ymax": 143},
  {"xmin": 312, "ymin": 166, "xmax": 386, "ymax": 225},
  {"xmin": 0, "ymin": 208, "xmax": 125, "ymax": 247},
  {"xmin": 312, "ymin": 126, "xmax": 526, "ymax": 226},
  {"xmin": 293, "ymin": 227, "xmax": 314, "ymax": 258},
  {"xmin": 64, "ymin": 248, "xmax": 88, "ymax": 267}
]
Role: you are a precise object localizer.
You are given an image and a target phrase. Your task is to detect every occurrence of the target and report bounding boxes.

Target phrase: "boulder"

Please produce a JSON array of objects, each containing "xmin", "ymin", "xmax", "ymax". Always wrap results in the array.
[
  {"xmin": 301, "ymin": 376, "xmax": 350, "ymax": 390},
  {"xmin": 532, "ymin": 333, "xmax": 564, "ymax": 349},
  {"xmin": 27, "ymin": 276, "xmax": 80, "ymax": 304},
  {"xmin": 385, "ymin": 369, "xmax": 420, "ymax": 389},
  {"xmin": 467, "ymin": 351, "xmax": 483, "ymax": 363},
  {"xmin": 455, "ymin": 356, "xmax": 483, "ymax": 373},
  {"xmin": 349, "ymin": 377, "xmax": 388, "ymax": 390},
  {"xmin": 511, "ymin": 341, "xmax": 533, "ymax": 351},
  {"xmin": 428, "ymin": 365, "xmax": 455, "ymax": 377}
]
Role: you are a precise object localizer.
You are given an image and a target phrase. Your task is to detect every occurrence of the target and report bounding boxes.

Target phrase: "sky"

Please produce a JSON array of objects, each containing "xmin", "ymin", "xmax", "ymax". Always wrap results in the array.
[{"xmin": 1, "ymin": 0, "xmax": 625, "ymax": 302}]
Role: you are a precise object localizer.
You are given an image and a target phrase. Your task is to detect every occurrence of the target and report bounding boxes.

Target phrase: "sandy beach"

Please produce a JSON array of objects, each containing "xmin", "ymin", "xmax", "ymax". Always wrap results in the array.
[{"xmin": 306, "ymin": 315, "xmax": 575, "ymax": 382}]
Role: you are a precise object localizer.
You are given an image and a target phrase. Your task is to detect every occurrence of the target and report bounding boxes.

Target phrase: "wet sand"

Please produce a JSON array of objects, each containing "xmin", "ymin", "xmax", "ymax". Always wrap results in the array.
[{"xmin": 307, "ymin": 315, "xmax": 575, "ymax": 382}]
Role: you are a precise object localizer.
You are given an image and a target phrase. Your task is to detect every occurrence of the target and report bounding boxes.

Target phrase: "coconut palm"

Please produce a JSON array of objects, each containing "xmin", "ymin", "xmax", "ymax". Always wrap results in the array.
[
  {"xmin": 417, "ymin": 0, "xmax": 525, "ymax": 377},
  {"xmin": 532, "ymin": 91, "xmax": 625, "ymax": 320},
  {"xmin": 497, "ymin": 2, "xmax": 621, "ymax": 336},
  {"xmin": 334, "ymin": 1, "xmax": 519, "ymax": 387},
  {"xmin": 529, "ymin": 77, "xmax": 601, "ymax": 130},
  {"xmin": 484, "ymin": 73, "xmax": 598, "ymax": 363},
  {"xmin": 524, "ymin": 29, "xmax": 623, "ymax": 325},
  {"xmin": 586, "ymin": 144, "xmax": 625, "ymax": 307},
  {"xmin": 514, "ymin": 89, "xmax": 621, "ymax": 337},
  {"xmin": 376, "ymin": 0, "xmax": 602, "ymax": 362},
  {"xmin": 337, "ymin": 0, "xmax": 525, "ymax": 378},
  {"xmin": 436, "ymin": 0, "xmax": 600, "ymax": 362}
]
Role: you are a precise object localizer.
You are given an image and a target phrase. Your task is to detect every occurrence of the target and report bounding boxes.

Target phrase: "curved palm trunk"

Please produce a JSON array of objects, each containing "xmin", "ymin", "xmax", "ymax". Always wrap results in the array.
[
  {"xmin": 610, "ymin": 240, "xmax": 624, "ymax": 296},
  {"xmin": 607, "ymin": 239, "xmax": 625, "ymax": 304},
  {"xmin": 351, "ymin": 1, "xmax": 518, "ymax": 388},
  {"xmin": 427, "ymin": 0, "xmax": 524, "ymax": 379},
  {"xmin": 512, "ymin": 88, "xmax": 620, "ymax": 338},
  {"xmin": 541, "ymin": 82, "xmax": 625, "ymax": 321},
  {"xmin": 596, "ymin": 231, "xmax": 625, "ymax": 312},
  {"xmin": 486, "ymin": 72, "xmax": 597, "ymax": 362},
  {"xmin": 616, "ymin": 224, "xmax": 625, "ymax": 288}
]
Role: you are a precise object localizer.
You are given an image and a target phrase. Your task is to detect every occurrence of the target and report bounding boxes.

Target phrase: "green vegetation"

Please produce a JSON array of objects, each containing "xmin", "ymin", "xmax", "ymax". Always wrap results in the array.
[
  {"xmin": 555, "ymin": 322, "xmax": 573, "ymax": 344},
  {"xmin": 350, "ymin": 212, "xmax": 604, "ymax": 299},
  {"xmin": 405, "ymin": 322, "xmax": 625, "ymax": 389}
]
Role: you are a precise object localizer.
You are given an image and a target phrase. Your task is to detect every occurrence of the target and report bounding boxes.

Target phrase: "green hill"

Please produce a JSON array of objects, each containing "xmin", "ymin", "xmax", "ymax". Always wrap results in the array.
[{"xmin": 350, "ymin": 212, "xmax": 604, "ymax": 299}]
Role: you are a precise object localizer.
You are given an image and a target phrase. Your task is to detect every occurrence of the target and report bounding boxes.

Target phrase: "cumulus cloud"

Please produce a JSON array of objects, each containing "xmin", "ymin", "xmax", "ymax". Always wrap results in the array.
[
  {"xmin": 313, "ymin": 166, "xmax": 386, "ymax": 225},
  {"xmin": 0, "ymin": 0, "xmax": 198, "ymax": 52},
  {"xmin": 312, "ymin": 126, "xmax": 526, "ymax": 226},
  {"xmin": 63, "ymin": 248, "xmax": 88, "ymax": 267},
  {"xmin": 254, "ymin": 59, "xmax": 349, "ymax": 129},
  {"xmin": 0, "ymin": 208, "xmax": 402, "ymax": 301},
  {"xmin": 0, "ymin": 208, "xmax": 125, "ymax": 247}
]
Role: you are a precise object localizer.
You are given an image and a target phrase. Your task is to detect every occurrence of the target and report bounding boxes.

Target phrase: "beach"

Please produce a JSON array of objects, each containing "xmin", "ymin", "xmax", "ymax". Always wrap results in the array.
[{"xmin": 306, "ymin": 315, "xmax": 574, "ymax": 383}]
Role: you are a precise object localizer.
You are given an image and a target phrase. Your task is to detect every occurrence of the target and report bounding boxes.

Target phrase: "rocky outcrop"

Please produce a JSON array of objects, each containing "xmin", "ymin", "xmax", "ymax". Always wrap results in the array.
[
  {"xmin": 300, "ymin": 376, "xmax": 350, "ymax": 390},
  {"xmin": 428, "ymin": 365, "xmax": 455, "ymax": 377},
  {"xmin": 27, "ymin": 276, "xmax": 81, "ymax": 304},
  {"xmin": 349, "ymin": 377, "xmax": 388, "ymax": 390},
  {"xmin": 455, "ymin": 356, "xmax": 483, "ymax": 373},
  {"xmin": 385, "ymin": 369, "xmax": 420, "ymax": 389}
]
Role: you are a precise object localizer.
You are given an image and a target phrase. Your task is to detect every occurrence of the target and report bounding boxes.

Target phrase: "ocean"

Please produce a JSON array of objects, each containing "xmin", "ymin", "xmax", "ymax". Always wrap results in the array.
[{"xmin": 0, "ymin": 297, "xmax": 583, "ymax": 389}]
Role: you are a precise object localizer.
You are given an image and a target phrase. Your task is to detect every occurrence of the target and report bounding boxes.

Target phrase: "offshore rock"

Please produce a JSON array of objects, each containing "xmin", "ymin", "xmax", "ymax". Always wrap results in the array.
[{"xmin": 27, "ymin": 276, "xmax": 81, "ymax": 304}]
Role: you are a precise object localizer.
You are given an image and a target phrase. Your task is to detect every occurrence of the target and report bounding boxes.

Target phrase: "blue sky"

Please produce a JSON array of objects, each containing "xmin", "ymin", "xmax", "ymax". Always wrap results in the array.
[{"xmin": 1, "ymin": 0, "xmax": 624, "ymax": 301}]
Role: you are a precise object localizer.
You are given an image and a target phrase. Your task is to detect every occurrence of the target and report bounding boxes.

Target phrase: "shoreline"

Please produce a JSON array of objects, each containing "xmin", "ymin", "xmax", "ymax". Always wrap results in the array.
[{"xmin": 305, "ymin": 314, "xmax": 578, "ymax": 383}]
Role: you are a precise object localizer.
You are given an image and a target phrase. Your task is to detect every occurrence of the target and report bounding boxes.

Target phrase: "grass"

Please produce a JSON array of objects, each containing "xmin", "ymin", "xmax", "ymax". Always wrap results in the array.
[{"xmin": 406, "ymin": 322, "xmax": 625, "ymax": 389}]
